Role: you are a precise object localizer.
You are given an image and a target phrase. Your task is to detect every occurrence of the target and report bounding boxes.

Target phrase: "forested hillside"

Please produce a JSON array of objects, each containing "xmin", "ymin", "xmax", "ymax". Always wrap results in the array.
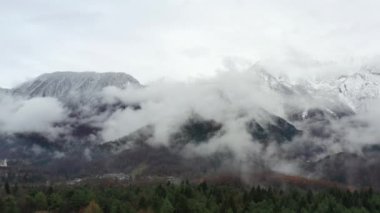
[{"xmin": 0, "ymin": 182, "xmax": 379, "ymax": 213}]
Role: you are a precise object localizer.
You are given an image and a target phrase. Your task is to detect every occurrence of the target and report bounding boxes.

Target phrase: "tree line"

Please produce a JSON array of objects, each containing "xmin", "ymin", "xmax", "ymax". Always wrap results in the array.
[{"xmin": 0, "ymin": 181, "xmax": 379, "ymax": 212}]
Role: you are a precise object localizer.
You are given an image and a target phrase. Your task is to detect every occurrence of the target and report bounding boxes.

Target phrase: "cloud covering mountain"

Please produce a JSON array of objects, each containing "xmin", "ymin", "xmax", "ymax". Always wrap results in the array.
[{"xmin": 1, "ymin": 67, "xmax": 380, "ymax": 187}]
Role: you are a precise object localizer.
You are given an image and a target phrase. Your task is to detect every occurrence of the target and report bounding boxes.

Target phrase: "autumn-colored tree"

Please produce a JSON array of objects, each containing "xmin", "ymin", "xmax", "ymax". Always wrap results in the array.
[{"xmin": 83, "ymin": 200, "xmax": 103, "ymax": 213}]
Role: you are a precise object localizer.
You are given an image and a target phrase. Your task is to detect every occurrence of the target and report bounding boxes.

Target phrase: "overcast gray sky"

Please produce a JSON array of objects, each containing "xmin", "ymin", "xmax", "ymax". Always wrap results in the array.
[{"xmin": 1, "ymin": 0, "xmax": 380, "ymax": 88}]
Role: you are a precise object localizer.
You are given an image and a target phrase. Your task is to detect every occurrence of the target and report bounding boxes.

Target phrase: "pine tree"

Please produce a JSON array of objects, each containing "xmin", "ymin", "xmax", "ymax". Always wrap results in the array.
[
  {"xmin": 3, "ymin": 196, "xmax": 19, "ymax": 213},
  {"xmin": 4, "ymin": 181, "xmax": 11, "ymax": 194},
  {"xmin": 70, "ymin": 189, "xmax": 92, "ymax": 210},
  {"xmin": 160, "ymin": 198, "xmax": 174, "ymax": 213},
  {"xmin": 199, "ymin": 182, "xmax": 208, "ymax": 193},
  {"xmin": 34, "ymin": 191, "xmax": 48, "ymax": 210},
  {"xmin": 49, "ymin": 193, "xmax": 63, "ymax": 211},
  {"xmin": 12, "ymin": 183, "xmax": 18, "ymax": 195},
  {"xmin": 138, "ymin": 196, "xmax": 148, "ymax": 210}
]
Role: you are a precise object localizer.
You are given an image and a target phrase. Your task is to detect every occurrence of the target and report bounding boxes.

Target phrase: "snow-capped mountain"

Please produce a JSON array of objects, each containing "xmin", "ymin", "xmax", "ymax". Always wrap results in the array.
[
  {"xmin": 336, "ymin": 68, "xmax": 380, "ymax": 111},
  {"xmin": 6, "ymin": 69, "xmax": 380, "ymax": 113},
  {"xmin": 2, "ymin": 70, "xmax": 380, "ymax": 188},
  {"xmin": 12, "ymin": 71, "xmax": 141, "ymax": 105},
  {"xmin": 250, "ymin": 68, "xmax": 354, "ymax": 119},
  {"xmin": 256, "ymin": 66, "xmax": 380, "ymax": 114}
]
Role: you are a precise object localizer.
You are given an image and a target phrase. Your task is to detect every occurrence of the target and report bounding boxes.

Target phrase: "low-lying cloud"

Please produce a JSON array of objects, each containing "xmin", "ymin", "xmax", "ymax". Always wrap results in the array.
[
  {"xmin": 0, "ymin": 95, "xmax": 67, "ymax": 136},
  {"xmin": 95, "ymin": 64, "xmax": 380, "ymax": 177},
  {"xmin": 2, "ymin": 64, "xmax": 380, "ymax": 179},
  {"xmin": 101, "ymin": 69, "xmax": 287, "ymax": 142}
]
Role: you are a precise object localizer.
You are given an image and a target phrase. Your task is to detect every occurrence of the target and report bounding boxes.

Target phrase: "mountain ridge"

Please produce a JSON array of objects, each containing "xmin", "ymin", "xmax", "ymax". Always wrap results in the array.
[
  {"xmin": 2, "ymin": 69, "xmax": 380, "ymax": 189},
  {"xmin": 3, "ymin": 69, "xmax": 380, "ymax": 112},
  {"xmin": 11, "ymin": 71, "xmax": 141, "ymax": 106}
]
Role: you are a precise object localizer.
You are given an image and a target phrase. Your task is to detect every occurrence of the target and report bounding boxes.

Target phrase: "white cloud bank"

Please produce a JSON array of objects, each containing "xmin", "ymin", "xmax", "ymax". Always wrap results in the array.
[
  {"xmin": 0, "ymin": 95, "xmax": 67, "ymax": 135},
  {"xmin": 100, "ymin": 68, "xmax": 287, "ymax": 142}
]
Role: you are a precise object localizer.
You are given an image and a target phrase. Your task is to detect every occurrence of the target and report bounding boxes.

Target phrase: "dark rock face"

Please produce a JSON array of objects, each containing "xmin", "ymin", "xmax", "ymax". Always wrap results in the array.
[
  {"xmin": 289, "ymin": 107, "xmax": 353, "ymax": 123},
  {"xmin": 289, "ymin": 108, "xmax": 338, "ymax": 139},
  {"xmin": 246, "ymin": 116, "xmax": 301, "ymax": 145},
  {"xmin": 362, "ymin": 144, "xmax": 380, "ymax": 154},
  {"xmin": 97, "ymin": 125, "xmax": 154, "ymax": 153},
  {"xmin": 247, "ymin": 121, "xmax": 267, "ymax": 142},
  {"xmin": 306, "ymin": 152, "xmax": 380, "ymax": 189},
  {"xmin": 170, "ymin": 115, "xmax": 223, "ymax": 145},
  {"xmin": 0, "ymin": 133, "xmax": 62, "ymax": 159}
]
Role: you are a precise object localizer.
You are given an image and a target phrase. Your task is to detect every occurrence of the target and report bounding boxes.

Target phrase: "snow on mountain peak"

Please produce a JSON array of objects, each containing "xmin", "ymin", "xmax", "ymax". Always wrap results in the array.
[
  {"xmin": 253, "ymin": 66, "xmax": 380, "ymax": 113},
  {"xmin": 13, "ymin": 71, "xmax": 141, "ymax": 105},
  {"xmin": 336, "ymin": 68, "xmax": 380, "ymax": 111},
  {"xmin": 3, "ymin": 67, "xmax": 380, "ymax": 113}
]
